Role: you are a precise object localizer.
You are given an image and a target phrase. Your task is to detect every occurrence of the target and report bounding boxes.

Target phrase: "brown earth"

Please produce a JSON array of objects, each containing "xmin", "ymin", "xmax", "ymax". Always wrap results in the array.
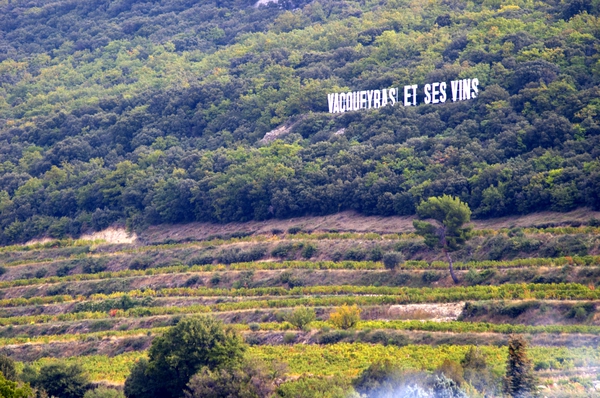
[{"xmin": 140, "ymin": 208, "xmax": 600, "ymax": 244}]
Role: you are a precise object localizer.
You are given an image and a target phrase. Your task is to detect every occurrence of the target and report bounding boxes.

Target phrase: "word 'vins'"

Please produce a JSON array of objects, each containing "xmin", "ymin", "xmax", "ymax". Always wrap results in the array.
[{"xmin": 327, "ymin": 79, "xmax": 479, "ymax": 114}]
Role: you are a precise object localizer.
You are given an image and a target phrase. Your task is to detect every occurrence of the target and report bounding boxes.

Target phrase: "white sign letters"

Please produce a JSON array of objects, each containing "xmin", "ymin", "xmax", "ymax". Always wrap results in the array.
[{"xmin": 327, "ymin": 78, "xmax": 479, "ymax": 114}]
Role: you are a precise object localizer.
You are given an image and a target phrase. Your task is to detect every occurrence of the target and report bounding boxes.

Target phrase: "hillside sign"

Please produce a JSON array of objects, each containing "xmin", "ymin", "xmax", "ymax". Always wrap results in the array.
[{"xmin": 327, "ymin": 78, "xmax": 479, "ymax": 113}]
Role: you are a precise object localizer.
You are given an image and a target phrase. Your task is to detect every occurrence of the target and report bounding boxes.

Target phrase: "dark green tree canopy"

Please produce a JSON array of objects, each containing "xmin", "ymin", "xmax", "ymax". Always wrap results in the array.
[
  {"xmin": 1, "ymin": 0, "xmax": 600, "ymax": 244},
  {"xmin": 124, "ymin": 316, "xmax": 246, "ymax": 398},
  {"xmin": 413, "ymin": 195, "xmax": 472, "ymax": 284},
  {"xmin": 413, "ymin": 194, "xmax": 472, "ymax": 252},
  {"xmin": 503, "ymin": 335, "xmax": 538, "ymax": 398},
  {"xmin": 30, "ymin": 363, "xmax": 90, "ymax": 398}
]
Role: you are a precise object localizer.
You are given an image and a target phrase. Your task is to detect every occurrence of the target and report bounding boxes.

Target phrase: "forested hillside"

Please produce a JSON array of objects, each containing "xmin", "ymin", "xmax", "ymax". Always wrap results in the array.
[{"xmin": 1, "ymin": 0, "xmax": 600, "ymax": 244}]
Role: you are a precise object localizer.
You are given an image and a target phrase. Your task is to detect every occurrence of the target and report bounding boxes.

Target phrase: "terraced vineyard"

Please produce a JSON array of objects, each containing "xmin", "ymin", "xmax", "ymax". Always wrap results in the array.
[{"xmin": 1, "ymin": 213, "xmax": 600, "ymax": 396}]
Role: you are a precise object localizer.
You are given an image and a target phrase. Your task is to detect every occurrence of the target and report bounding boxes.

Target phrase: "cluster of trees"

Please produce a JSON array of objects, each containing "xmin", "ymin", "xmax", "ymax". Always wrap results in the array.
[
  {"xmin": 0, "ymin": 315, "xmax": 547, "ymax": 398},
  {"xmin": 1, "ymin": 0, "xmax": 600, "ymax": 243},
  {"xmin": 123, "ymin": 316, "xmax": 282, "ymax": 398},
  {"xmin": 0, "ymin": 353, "xmax": 124, "ymax": 398},
  {"xmin": 353, "ymin": 335, "xmax": 538, "ymax": 398}
]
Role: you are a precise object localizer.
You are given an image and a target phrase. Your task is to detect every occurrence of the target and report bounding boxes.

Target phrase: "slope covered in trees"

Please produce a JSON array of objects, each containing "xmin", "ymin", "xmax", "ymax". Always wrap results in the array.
[{"xmin": 1, "ymin": 0, "xmax": 600, "ymax": 243}]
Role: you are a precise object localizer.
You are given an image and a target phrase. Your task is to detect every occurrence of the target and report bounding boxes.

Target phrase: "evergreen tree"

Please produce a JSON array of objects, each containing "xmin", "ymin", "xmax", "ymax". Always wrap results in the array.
[
  {"xmin": 503, "ymin": 335, "xmax": 538, "ymax": 398},
  {"xmin": 413, "ymin": 195, "xmax": 472, "ymax": 284}
]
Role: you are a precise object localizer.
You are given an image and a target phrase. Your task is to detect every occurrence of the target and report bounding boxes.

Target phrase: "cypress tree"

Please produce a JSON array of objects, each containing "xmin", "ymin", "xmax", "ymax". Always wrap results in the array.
[{"xmin": 503, "ymin": 335, "xmax": 538, "ymax": 398}]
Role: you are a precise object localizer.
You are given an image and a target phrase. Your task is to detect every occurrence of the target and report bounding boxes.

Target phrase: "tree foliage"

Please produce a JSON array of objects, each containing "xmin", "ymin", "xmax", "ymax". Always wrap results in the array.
[
  {"xmin": 329, "ymin": 304, "xmax": 361, "ymax": 330},
  {"xmin": 0, "ymin": 354, "xmax": 18, "ymax": 382},
  {"xmin": 413, "ymin": 195, "xmax": 472, "ymax": 283},
  {"xmin": 503, "ymin": 335, "xmax": 538, "ymax": 398},
  {"xmin": 28, "ymin": 362, "xmax": 90, "ymax": 398},
  {"xmin": 286, "ymin": 306, "xmax": 316, "ymax": 331},
  {"xmin": 185, "ymin": 360, "xmax": 281, "ymax": 398},
  {"xmin": 123, "ymin": 316, "xmax": 246, "ymax": 398},
  {"xmin": 1, "ymin": 0, "xmax": 600, "ymax": 244}
]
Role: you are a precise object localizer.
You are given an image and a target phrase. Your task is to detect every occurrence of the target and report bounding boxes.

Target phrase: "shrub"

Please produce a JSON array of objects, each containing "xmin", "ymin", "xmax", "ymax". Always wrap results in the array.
[
  {"xmin": 464, "ymin": 269, "xmax": 496, "ymax": 285},
  {"xmin": 89, "ymin": 320, "xmax": 114, "ymax": 332},
  {"xmin": 317, "ymin": 330, "xmax": 351, "ymax": 344},
  {"xmin": 353, "ymin": 360, "xmax": 404, "ymax": 396},
  {"xmin": 184, "ymin": 275, "xmax": 201, "ymax": 287},
  {"xmin": 566, "ymin": 303, "xmax": 595, "ymax": 321},
  {"xmin": 435, "ymin": 359, "xmax": 465, "ymax": 386},
  {"xmin": 216, "ymin": 246, "xmax": 267, "ymax": 264},
  {"xmin": 210, "ymin": 274, "xmax": 222, "ymax": 286},
  {"xmin": 500, "ymin": 302, "xmax": 539, "ymax": 318},
  {"xmin": 460, "ymin": 347, "xmax": 499, "ymax": 396},
  {"xmin": 588, "ymin": 218, "xmax": 600, "ymax": 227},
  {"xmin": 56, "ymin": 265, "xmax": 73, "ymax": 277},
  {"xmin": 287, "ymin": 226, "xmax": 302, "ymax": 234},
  {"xmin": 301, "ymin": 243, "xmax": 318, "ymax": 259},
  {"xmin": 248, "ymin": 323, "xmax": 260, "ymax": 332},
  {"xmin": 129, "ymin": 257, "xmax": 153, "ymax": 270},
  {"xmin": 331, "ymin": 250, "xmax": 343, "ymax": 261},
  {"xmin": 271, "ymin": 243, "xmax": 294, "ymax": 258},
  {"xmin": 0, "ymin": 266, "xmax": 6, "ymax": 276},
  {"xmin": 329, "ymin": 304, "xmax": 361, "ymax": 329},
  {"xmin": 185, "ymin": 360, "xmax": 280, "ymax": 398},
  {"xmin": 283, "ymin": 332, "xmax": 297, "ymax": 344},
  {"xmin": 369, "ymin": 246, "xmax": 383, "ymax": 261},
  {"xmin": 186, "ymin": 255, "xmax": 213, "ymax": 266},
  {"xmin": 382, "ymin": 252, "xmax": 404, "ymax": 270},
  {"xmin": 534, "ymin": 361, "xmax": 550, "ymax": 371},
  {"xmin": 422, "ymin": 271, "xmax": 442, "ymax": 283},
  {"xmin": 81, "ymin": 258, "xmax": 108, "ymax": 274},
  {"xmin": 286, "ymin": 306, "xmax": 316, "ymax": 331},
  {"xmin": 343, "ymin": 248, "xmax": 366, "ymax": 261},
  {"xmin": 35, "ymin": 268, "xmax": 48, "ymax": 279},
  {"xmin": 232, "ymin": 271, "xmax": 254, "ymax": 289},
  {"xmin": 244, "ymin": 335, "xmax": 261, "ymax": 346}
]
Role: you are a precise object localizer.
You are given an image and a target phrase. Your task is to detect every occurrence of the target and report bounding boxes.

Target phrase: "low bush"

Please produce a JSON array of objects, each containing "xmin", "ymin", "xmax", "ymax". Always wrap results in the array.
[
  {"xmin": 383, "ymin": 252, "xmax": 404, "ymax": 270},
  {"xmin": 82, "ymin": 258, "xmax": 108, "ymax": 274},
  {"xmin": 128, "ymin": 257, "xmax": 153, "ymax": 270},
  {"xmin": 216, "ymin": 246, "xmax": 267, "ymax": 264},
  {"xmin": 329, "ymin": 304, "xmax": 361, "ymax": 329},
  {"xmin": 301, "ymin": 244, "xmax": 317, "ymax": 259},
  {"xmin": 184, "ymin": 275, "xmax": 202, "ymax": 287},
  {"xmin": 343, "ymin": 248, "xmax": 367, "ymax": 261},
  {"xmin": 271, "ymin": 243, "xmax": 294, "ymax": 259},
  {"xmin": 283, "ymin": 332, "xmax": 297, "ymax": 344},
  {"xmin": 186, "ymin": 254, "xmax": 214, "ymax": 266},
  {"xmin": 287, "ymin": 226, "xmax": 302, "ymax": 234},
  {"xmin": 422, "ymin": 271, "xmax": 442, "ymax": 284},
  {"xmin": 286, "ymin": 306, "xmax": 316, "ymax": 331}
]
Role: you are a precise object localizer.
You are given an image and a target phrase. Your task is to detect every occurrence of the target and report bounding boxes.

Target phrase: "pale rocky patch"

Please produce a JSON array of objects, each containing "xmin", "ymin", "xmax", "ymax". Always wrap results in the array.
[
  {"xmin": 259, "ymin": 124, "xmax": 292, "ymax": 144},
  {"xmin": 80, "ymin": 227, "xmax": 137, "ymax": 244},
  {"xmin": 387, "ymin": 302, "xmax": 464, "ymax": 322}
]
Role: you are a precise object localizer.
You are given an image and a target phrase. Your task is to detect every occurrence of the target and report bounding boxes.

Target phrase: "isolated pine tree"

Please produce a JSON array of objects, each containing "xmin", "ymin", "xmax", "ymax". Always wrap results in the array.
[{"xmin": 503, "ymin": 335, "xmax": 538, "ymax": 398}]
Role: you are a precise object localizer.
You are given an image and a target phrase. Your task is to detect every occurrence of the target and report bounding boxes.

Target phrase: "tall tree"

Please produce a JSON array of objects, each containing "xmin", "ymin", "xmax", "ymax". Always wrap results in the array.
[
  {"xmin": 124, "ymin": 316, "xmax": 246, "ymax": 398},
  {"xmin": 413, "ymin": 195, "xmax": 472, "ymax": 284},
  {"xmin": 503, "ymin": 335, "xmax": 538, "ymax": 398}
]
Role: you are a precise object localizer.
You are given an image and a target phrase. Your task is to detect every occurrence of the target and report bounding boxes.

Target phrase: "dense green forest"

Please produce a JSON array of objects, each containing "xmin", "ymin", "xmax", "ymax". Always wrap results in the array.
[{"xmin": 1, "ymin": 0, "xmax": 600, "ymax": 244}]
